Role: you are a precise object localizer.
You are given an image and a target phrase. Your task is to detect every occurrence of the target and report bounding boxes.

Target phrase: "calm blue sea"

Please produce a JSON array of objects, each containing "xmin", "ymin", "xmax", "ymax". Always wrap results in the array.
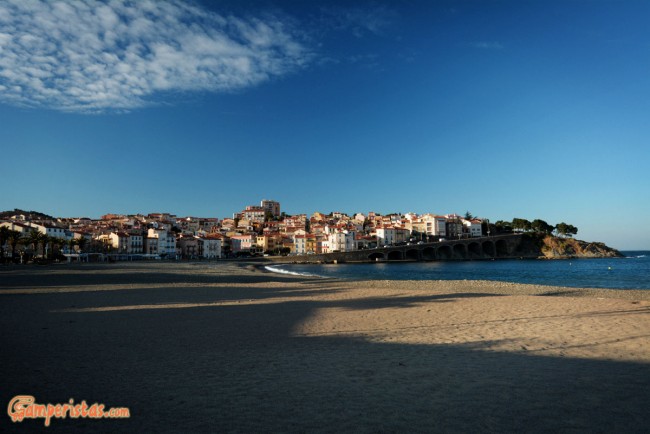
[{"xmin": 266, "ymin": 251, "xmax": 650, "ymax": 290}]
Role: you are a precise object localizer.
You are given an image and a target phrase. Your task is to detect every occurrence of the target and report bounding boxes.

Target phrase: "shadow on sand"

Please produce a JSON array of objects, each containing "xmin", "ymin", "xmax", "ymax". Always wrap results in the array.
[
  {"xmin": 1, "ymin": 265, "xmax": 648, "ymax": 433},
  {"xmin": 0, "ymin": 261, "xmax": 324, "ymax": 288}
]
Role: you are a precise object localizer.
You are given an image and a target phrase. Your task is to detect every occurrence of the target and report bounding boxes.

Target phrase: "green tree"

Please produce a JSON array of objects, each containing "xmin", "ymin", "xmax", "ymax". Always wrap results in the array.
[
  {"xmin": 7, "ymin": 230, "xmax": 23, "ymax": 259},
  {"xmin": 67, "ymin": 238, "xmax": 77, "ymax": 254},
  {"xmin": 569, "ymin": 225, "xmax": 578, "ymax": 237},
  {"xmin": 50, "ymin": 236, "xmax": 66, "ymax": 257},
  {"xmin": 531, "ymin": 219, "xmax": 554, "ymax": 234},
  {"xmin": 26, "ymin": 230, "xmax": 46, "ymax": 258},
  {"xmin": 494, "ymin": 220, "xmax": 513, "ymax": 233},
  {"xmin": 0, "ymin": 226, "xmax": 9, "ymax": 260},
  {"xmin": 556, "ymin": 223, "xmax": 578, "ymax": 237},
  {"xmin": 464, "ymin": 211, "xmax": 474, "ymax": 220},
  {"xmin": 512, "ymin": 218, "xmax": 532, "ymax": 232},
  {"xmin": 562, "ymin": 224, "xmax": 578, "ymax": 238},
  {"xmin": 42, "ymin": 235, "xmax": 56, "ymax": 259},
  {"xmin": 76, "ymin": 237, "xmax": 88, "ymax": 252}
]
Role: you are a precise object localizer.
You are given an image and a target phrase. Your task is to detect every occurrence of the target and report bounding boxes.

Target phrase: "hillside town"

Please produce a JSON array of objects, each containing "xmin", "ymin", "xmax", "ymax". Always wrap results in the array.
[{"xmin": 0, "ymin": 200, "xmax": 491, "ymax": 263}]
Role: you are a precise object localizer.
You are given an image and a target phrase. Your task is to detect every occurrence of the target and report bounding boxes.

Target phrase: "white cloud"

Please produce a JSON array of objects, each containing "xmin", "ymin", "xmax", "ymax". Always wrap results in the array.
[{"xmin": 0, "ymin": 0, "xmax": 312, "ymax": 113}]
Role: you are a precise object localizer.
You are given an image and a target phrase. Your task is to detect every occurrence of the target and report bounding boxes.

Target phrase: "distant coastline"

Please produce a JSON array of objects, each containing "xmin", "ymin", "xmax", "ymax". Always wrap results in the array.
[
  {"xmin": 264, "ymin": 250, "xmax": 650, "ymax": 291},
  {"xmin": 272, "ymin": 233, "xmax": 623, "ymax": 264}
]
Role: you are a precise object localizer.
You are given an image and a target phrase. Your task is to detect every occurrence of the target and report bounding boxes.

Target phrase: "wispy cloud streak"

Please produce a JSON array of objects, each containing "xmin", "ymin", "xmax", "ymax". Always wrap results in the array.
[
  {"xmin": 471, "ymin": 41, "xmax": 505, "ymax": 50},
  {"xmin": 0, "ymin": 0, "xmax": 311, "ymax": 112}
]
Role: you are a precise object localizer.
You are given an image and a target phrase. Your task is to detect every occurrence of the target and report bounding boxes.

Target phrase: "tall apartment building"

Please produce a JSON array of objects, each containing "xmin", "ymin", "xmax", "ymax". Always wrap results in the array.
[{"xmin": 261, "ymin": 199, "xmax": 281, "ymax": 218}]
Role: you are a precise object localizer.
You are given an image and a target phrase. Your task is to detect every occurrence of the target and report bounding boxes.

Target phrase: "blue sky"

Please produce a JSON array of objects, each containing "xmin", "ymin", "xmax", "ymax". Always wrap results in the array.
[{"xmin": 1, "ymin": 0, "xmax": 648, "ymax": 250}]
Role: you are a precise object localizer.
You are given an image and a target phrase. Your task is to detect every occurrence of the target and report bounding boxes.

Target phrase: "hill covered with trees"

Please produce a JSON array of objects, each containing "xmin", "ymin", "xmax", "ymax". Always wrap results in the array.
[{"xmin": 0, "ymin": 209, "xmax": 56, "ymax": 221}]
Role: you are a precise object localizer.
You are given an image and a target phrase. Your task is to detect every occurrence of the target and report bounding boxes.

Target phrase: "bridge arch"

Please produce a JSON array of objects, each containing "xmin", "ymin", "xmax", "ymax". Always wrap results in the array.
[
  {"xmin": 405, "ymin": 249, "xmax": 419, "ymax": 261},
  {"xmin": 368, "ymin": 252, "xmax": 384, "ymax": 261},
  {"xmin": 387, "ymin": 250, "xmax": 403, "ymax": 261},
  {"xmin": 496, "ymin": 239, "xmax": 509, "ymax": 257},
  {"xmin": 453, "ymin": 243, "xmax": 467, "ymax": 259},
  {"xmin": 482, "ymin": 241, "xmax": 495, "ymax": 258},
  {"xmin": 438, "ymin": 245, "xmax": 452, "ymax": 260},
  {"xmin": 468, "ymin": 242, "xmax": 481, "ymax": 259},
  {"xmin": 422, "ymin": 247, "xmax": 436, "ymax": 261}
]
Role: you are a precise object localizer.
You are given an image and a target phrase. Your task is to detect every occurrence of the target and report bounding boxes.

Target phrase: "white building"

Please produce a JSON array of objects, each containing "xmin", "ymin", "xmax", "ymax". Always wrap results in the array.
[
  {"xmin": 1, "ymin": 222, "xmax": 71, "ymax": 240},
  {"xmin": 0, "ymin": 221, "xmax": 33, "ymax": 235},
  {"xmin": 108, "ymin": 232, "xmax": 129, "ymax": 253},
  {"xmin": 422, "ymin": 215, "xmax": 447, "ymax": 238},
  {"xmin": 322, "ymin": 230, "xmax": 356, "ymax": 253},
  {"xmin": 462, "ymin": 219, "xmax": 483, "ymax": 237},
  {"xmin": 327, "ymin": 232, "xmax": 346, "ymax": 252},
  {"xmin": 147, "ymin": 228, "xmax": 176, "ymax": 257},
  {"xmin": 376, "ymin": 227, "xmax": 410, "ymax": 246},
  {"xmin": 242, "ymin": 206, "xmax": 266, "ymax": 222},
  {"xmin": 196, "ymin": 237, "xmax": 221, "ymax": 259},
  {"xmin": 40, "ymin": 224, "xmax": 70, "ymax": 240},
  {"xmin": 294, "ymin": 235, "xmax": 307, "ymax": 254}
]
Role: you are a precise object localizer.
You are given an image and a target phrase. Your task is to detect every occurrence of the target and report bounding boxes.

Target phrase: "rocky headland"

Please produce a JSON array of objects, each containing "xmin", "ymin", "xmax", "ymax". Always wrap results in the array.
[{"xmin": 520, "ymin": 233, "xmax": 624, "ymax": 259}]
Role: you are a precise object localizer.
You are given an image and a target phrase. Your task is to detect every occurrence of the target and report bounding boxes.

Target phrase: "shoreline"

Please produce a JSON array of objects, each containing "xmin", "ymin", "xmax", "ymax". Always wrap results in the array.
[
  {"xmin": 2, "ymin": 259, "xmax": 649, "ymax": 300},
  {"xmin": 260, "ymin": 261, "xmax": 650, "ymax": 300}
]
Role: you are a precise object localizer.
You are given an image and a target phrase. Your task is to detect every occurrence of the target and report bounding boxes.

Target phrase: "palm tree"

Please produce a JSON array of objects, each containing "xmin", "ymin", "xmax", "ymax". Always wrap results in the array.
[
  {"xmin": 25, "ymin": 230, "xmax": 44, "ymax": 258},
  {"xmin": 7, "ymin": 230, "xmax": 23, "ymax": 260},
  {"xmin": 41, "ymin": 235, "xmax": 55, "ymax": 259},
  {"xmin": 67, "ymin": 238, "xmax": 77, "ymax": 254},
  {"xmin": 50, "ymin": 236, "xmax": 65, "ymax": 257},
  {"xmin": 76, "ymin": 236, "xmax": 88, "ymax": 253},
  {"xmin": 25, "ymin": 230, "xmax": 49, "ymax": 257},
  {"xmin": 0, "ymin": 226, "xmax": 10, "ymax": 261}
]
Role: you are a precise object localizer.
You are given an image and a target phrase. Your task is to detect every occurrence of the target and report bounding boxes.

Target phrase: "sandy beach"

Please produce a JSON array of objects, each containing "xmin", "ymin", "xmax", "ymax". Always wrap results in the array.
[{"xmin": 1, "ymin": 261, "xmax": 649, "ymax": 433}]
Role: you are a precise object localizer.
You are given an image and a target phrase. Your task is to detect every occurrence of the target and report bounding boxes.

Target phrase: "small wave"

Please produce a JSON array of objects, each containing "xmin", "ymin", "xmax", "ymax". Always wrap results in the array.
[{"xmin": 264, "ymin": 265, "xmax": 321, "ymax": 278}]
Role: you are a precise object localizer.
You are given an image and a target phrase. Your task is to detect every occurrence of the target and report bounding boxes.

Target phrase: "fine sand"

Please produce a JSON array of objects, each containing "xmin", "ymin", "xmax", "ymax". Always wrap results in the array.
[{"xmin": 1, "ymin": 261, "xmax": 649, "ymax": 433}]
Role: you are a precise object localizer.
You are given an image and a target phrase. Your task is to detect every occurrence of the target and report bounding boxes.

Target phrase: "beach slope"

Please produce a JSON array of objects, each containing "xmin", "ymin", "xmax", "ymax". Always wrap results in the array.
[{"xmin": 1, "ymin": 262, "xmax": 648, "ymax": 433}]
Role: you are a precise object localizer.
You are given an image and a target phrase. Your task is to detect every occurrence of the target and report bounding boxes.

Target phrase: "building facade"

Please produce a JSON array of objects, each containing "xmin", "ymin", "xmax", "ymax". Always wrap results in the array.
[{"xmin": 261, "ymin": 200, "xmax": 281, "ymax": 218}]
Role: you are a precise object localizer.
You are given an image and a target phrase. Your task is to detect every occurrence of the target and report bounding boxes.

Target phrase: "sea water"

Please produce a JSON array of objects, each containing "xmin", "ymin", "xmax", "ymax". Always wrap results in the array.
[{"xmin": 266, "ymin": 251, "xmax": 650, "ymax": 290}]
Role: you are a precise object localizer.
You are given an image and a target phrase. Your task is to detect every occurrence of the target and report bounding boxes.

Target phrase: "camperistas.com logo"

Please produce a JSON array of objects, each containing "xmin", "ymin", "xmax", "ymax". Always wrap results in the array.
[{"xmin": 8, "ymin": 395, "xmax": 130, "ymax": 427}]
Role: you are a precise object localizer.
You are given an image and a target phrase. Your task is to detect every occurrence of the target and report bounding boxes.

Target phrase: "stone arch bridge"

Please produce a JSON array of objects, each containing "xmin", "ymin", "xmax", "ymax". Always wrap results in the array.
[{"xmin": 289, "ymin": 234, "xmax": 534, "ymax": 263}]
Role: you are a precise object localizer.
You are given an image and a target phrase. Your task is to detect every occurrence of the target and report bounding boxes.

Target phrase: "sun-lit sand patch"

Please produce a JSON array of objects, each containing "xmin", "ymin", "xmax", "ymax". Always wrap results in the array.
[{"xmin": 291, "ymin": 285, "xmax": 650, "ymax": 363}]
